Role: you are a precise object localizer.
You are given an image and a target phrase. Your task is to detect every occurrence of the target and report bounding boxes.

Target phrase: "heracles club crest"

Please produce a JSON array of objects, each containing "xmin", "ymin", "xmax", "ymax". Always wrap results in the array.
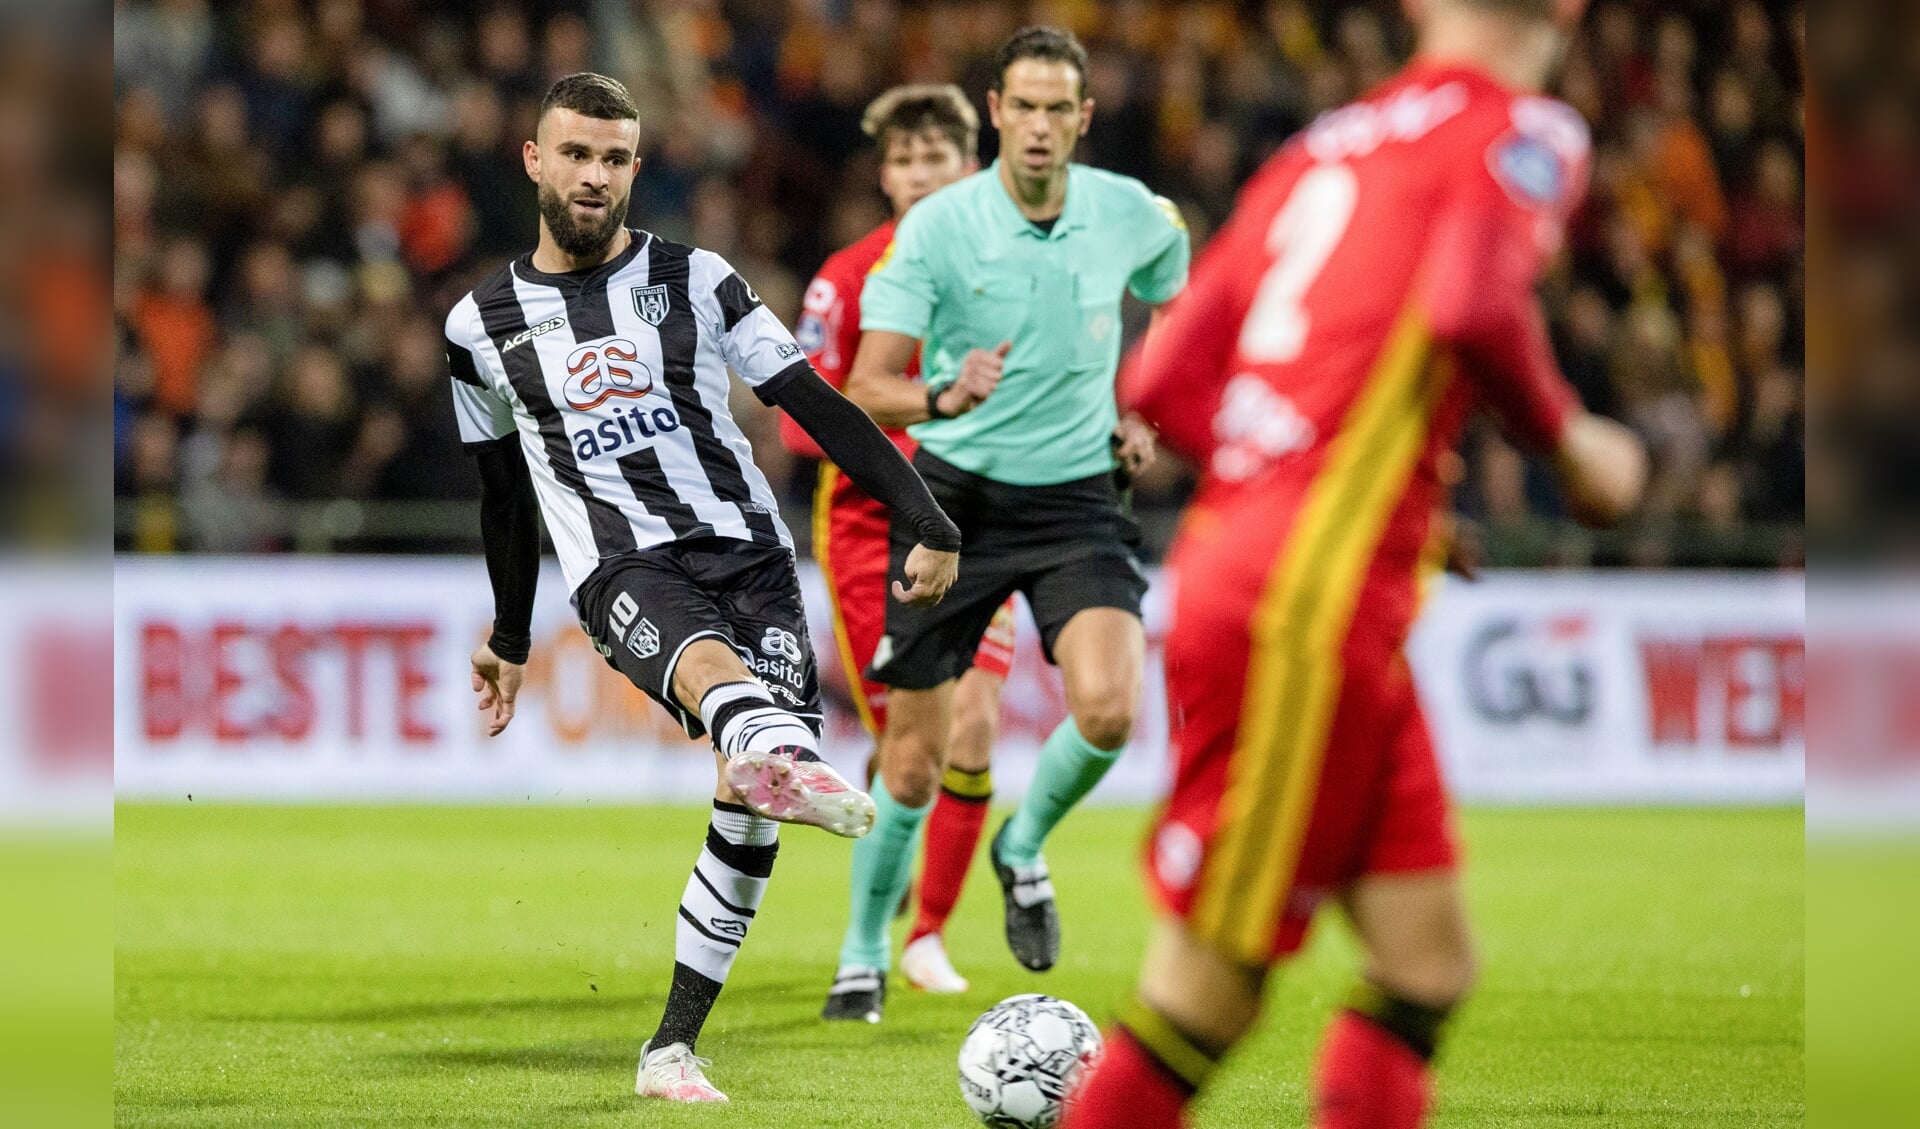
[{"xmin": 631, "ymin": 284, "xmax": 670, "ymax": 326}]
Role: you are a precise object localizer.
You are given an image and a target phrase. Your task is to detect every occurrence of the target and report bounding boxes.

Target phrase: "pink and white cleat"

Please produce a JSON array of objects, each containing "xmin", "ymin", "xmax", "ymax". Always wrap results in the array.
[
  {"xmin": 901, "ymin": 932, "xmax": 970, "ymax": 994},
  {"xmin": 635, "ymin": 1040, "xmax": 727, "ymax": 1103},
  {"xmin": 724, "ymin": 749, "xmax": 877, "ymax": 838}
]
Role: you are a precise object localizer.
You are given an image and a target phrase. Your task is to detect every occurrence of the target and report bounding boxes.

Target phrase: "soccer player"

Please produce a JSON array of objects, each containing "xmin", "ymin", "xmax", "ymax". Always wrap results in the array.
[
  {"xmin": 777, "ymin": 85, "xmax": 1015, "ymax": 999},
  {"xmin": 446, "ymin": 73, "xmax": 962, "ymax": 1103},
  {"xmin": 823, "ymin": 27, "xmax": 1190, "ymax": 1021},
  {"xmin": 1060, "ymin": 2, "xmax": 1647, "ymax": 1127}
]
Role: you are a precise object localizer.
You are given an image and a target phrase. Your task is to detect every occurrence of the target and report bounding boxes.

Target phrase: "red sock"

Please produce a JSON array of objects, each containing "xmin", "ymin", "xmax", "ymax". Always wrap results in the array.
[
  {"xmin": 1311, "ymin": 1010, "xmax": 1432, "ymax": 1129},
  {"xmin": 908, "ymin": 767, "xmax": 990, "ymax": 944},
  {"xmin": 1062, "ymin": 1027, "xmax": 1194, "ymax": 1129}
]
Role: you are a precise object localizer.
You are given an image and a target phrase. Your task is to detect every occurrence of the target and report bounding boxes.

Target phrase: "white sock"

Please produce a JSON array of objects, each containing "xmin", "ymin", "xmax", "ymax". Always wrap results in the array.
[
  {"xmin": 699, "ymin": 680, "xmax": 819, "ymax": 760},
  {"xmin": 652, "ymin": 801, "xmax": 780, "ymax": 1051}
]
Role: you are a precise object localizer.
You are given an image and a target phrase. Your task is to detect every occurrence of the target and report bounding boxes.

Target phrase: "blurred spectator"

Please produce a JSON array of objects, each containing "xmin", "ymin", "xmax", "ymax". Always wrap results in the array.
[
  {"xmin": 129, "ymin": 238, "xmax": 215, "ymax": 418},
  {"xmin": 113, "ymin": 0, "xmax": 1805, "ymax": 565}
]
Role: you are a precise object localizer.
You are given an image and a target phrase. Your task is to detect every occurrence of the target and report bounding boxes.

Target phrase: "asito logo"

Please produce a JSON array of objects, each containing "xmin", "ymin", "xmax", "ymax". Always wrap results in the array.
[
  {"xmin": 734, "ymin": 628, "xmax": 807, "ymax": 705},
  {"xmin": 760, "ymin": 627, "xmax": 802, "ymax": 663},
  {"xmin": 565, "ymin": 338, "xmax": 653, "ymax": 410},
  {"xmin": 564, "ymin": 337, "xmax": 682, "ymax": 460}
]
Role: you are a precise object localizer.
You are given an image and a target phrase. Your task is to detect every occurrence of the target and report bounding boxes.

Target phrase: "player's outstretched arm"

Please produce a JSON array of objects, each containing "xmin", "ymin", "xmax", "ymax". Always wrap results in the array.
[
  {"xmin": 1421, "ymin": 182, "xmax": 1645, "ymax": 529},
  {"xmin": 768, "ymin": 367, "xmax": 962, "ymax": 605},
  {"xmin": 468, "ymin": 435, "xmax": 538, "ymax": 734},
  {"xmin": 844, "ymin": 330, "xmax": 1006, "ymax": 428}
]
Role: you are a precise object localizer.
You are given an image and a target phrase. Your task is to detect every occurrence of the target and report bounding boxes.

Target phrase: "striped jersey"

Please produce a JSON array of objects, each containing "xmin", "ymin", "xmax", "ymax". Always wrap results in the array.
[{"xmin": 444, "ymin": 230, "xmax": 809, "ymax": 592}]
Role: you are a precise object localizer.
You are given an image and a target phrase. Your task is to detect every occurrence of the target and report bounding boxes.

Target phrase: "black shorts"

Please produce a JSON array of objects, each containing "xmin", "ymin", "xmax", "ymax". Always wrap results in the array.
[
  {"xmin": 870, "ymin": 449, "xmax": 1149, "ymax": 691},
  {"xmin": 572, "ymin": 538, "xmax": 822, "ymax": 739}
]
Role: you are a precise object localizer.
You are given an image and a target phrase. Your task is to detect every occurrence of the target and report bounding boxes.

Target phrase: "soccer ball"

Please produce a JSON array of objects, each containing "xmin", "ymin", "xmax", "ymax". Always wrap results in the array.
[{"xmin": 957, "ymin": 993, "xmax": 1103, "ymax": 1128}]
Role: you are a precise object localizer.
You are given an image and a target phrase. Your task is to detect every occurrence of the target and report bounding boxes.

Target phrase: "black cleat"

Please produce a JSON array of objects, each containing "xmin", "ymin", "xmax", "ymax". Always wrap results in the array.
[
  {"xmin": 821, "ymin": 966, "xmax": 886, "ymax": 1023},
  {"xmin": 990, "ymin": 819, "xmax": 1060, "ymax": 972}
]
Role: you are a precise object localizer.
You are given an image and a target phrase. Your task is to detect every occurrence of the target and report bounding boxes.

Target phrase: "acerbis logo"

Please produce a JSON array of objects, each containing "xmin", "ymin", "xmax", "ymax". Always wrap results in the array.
[
  {"xmin": 565, "ymin": 338, "xmax": 654, "ymax": 410},
  {"xmin": 502, "ymin": 316, "xmax": 565, "ymax": 354},
  {"xmin": 708, "ymin": 917, "xmax": 748, "ymax": 939}
]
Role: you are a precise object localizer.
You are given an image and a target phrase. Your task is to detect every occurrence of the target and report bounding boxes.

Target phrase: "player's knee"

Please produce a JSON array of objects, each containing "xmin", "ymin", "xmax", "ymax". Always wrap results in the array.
[
  {"xmin": 946, "ymin": 699, "xmax": 997, "ymax": 771},
  {"xmin": 1139, "ymin": 924, "xmax": 1266, "ymax": 1052},
  {"xmin": 1371, "ymin": 946, "xmax": 1477, "ymax": 1010},
  {"xmin": 884, "ymin": 755, "xmax": 941, "ymax": 808},
  {"xmin": 1071, "ymin": 697, "xmax": 1135, "ymax": 751}
]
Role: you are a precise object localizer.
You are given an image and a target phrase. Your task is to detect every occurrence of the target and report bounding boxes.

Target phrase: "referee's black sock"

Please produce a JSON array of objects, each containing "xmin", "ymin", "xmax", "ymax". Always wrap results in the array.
[{"xmin": 650, "ymin": 801, "xmax": 778, "ymax": 1052}]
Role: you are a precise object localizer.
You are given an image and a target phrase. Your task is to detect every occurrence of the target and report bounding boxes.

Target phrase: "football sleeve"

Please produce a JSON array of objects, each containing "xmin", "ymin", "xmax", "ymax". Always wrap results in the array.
[
  {"xmin": 1421, "ymin": 120, "xmax": 1590, "ymax": 454},
  {"xmin": 767, "ymin": 369, "xmax": 961, "ymax": 551},
  {"xmin": 469, "ymin": 435, "xmax": 539, "ymax": 664},
  {"xmin": 1127, "ymin": 192, "xmax": 1192, "ymax": 305},
  {"xmin": 858, "ymin": 205, "xmax": 940, "ymax": 338},
  {"xmin": 693, "ymin": 252, "xmax": 814, "ymax": 402},
  {"xmin": 777, "ymin": 269, "xmax": 850, "ymax": 459},
  {"xmin": 445, "ymin": 305, "xmax": 516, "ymax": 443},
  {"xmin": 445, "ymin": 300, "xmax": 538, "ymax": 664}
]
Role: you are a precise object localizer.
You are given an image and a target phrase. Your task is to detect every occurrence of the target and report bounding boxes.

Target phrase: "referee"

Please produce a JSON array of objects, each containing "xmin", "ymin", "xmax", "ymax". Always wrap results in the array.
[{"xmin": 824, "ymin": 27, "xmax": 1189, "ymax": 1018}]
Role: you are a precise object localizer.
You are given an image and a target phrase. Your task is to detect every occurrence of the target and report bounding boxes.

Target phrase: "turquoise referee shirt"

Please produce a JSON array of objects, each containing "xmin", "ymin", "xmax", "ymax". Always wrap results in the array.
[{"xmin": 860, "ymin": 161, "xmax": 1190, "ymax": 486}]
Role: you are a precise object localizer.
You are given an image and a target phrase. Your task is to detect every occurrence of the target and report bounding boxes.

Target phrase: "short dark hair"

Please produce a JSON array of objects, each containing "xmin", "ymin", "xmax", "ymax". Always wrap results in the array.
[
  {"xmin": 862, "ymin": 84, "xmax": 980, "ymax": 158},
  {"xmin": 993, "ymin": 26, "xmax": 1089, "ymax": 99},
  {"xmin": 538, "ymin": 72, "xmax": 639, "ymax": 125}
]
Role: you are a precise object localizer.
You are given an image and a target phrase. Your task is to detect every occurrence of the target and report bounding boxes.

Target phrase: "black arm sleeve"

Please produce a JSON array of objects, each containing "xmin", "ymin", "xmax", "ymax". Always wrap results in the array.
[
  {"xmin": 765, "ymin": 364, "xmax": 962, "ymax": 552},
  {"xmin": 469, "ymin": 435, "xmax": 540, "ymax": 664}
]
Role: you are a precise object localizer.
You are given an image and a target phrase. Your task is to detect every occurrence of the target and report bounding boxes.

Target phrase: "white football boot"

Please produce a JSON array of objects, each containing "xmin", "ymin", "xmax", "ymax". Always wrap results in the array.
[
  {"xmin": 725, "ymin": 749, "xmax": 876, "ymax": 838},
  {"xmin": 635, "ymin": 1040, "xmax": 727, "ymax": 1103},
  {"xmin": 900, "ymin": 932, "xmax": 970, "ymax": 994}
]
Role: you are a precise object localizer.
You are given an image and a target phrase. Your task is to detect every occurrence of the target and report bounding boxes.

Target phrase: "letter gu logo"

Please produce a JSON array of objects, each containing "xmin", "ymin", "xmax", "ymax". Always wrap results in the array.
[
  {"xmin": 565, "ymin": 338, "xmax": 654, "ymax": 410},
  {"xmin": 1465, "ymin": 615, "xmax": 1595, "ymax": 726}
]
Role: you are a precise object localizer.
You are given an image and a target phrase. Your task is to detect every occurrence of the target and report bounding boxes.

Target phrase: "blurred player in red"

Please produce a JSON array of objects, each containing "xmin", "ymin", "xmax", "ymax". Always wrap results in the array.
[
  {"xmin": 778, "ymin": 84, "xmax": 1016, "ymax": 998},
  {"xmin": 1063, "ymin": 1, "xmax": 1648, "ymax": 1127}
]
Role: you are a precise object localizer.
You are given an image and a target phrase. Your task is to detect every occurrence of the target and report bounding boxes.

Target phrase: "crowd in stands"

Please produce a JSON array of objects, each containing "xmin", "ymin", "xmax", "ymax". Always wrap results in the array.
[{"xmin": 114, "ymin": 0, "xmax": 1804, "ymax": 564}]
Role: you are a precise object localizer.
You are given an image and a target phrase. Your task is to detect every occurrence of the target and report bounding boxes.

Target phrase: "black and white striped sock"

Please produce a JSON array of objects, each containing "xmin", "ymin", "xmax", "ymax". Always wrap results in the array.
[
  {"xmin": 650, "ymin": 801, "xmax": 779, "ymax": 1052},
  {"xmin": 699, "ymin": 680, "xmax": 819, "ymax": 761}
]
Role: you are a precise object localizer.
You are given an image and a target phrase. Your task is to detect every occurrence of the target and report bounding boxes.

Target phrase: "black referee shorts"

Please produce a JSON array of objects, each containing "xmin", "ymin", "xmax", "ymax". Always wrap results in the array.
[
  {"xmin": 869, "ymin": 449, "xmax": 1149, "ymax": 691},
  {"xmin": 572, "ymin": 538, "xmax": 822, "ymax": 739}
]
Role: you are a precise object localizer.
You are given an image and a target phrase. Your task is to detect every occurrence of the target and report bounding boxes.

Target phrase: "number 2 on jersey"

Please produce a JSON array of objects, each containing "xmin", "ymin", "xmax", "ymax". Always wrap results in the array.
[{"xmin": 1237, "ymin": 164, "xmax": 1357, "ymax": 364}]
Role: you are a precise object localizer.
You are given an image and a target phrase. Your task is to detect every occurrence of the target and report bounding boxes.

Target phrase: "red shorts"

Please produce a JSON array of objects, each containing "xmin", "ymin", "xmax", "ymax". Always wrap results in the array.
[
  {"xmin": 1146, "ymin": 581, "xmax": 1459, "ymax": 967},
  {"xmin": 813, "ymin": 465, "xmax": 1015, "ymax": 735}
]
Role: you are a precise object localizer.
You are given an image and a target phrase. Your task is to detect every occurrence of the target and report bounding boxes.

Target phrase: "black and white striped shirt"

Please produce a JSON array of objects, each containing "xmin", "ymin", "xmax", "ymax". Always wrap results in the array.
[{"xmin": 445, "ymin": 230, "xmax": 808, "ymax": 592}]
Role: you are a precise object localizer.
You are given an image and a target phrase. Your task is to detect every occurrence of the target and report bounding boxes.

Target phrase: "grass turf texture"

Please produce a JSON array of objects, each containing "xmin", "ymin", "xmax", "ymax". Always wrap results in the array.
[{"xmin": 115, "ymin": 805, "xmax": 1801, "ymax": 1128}]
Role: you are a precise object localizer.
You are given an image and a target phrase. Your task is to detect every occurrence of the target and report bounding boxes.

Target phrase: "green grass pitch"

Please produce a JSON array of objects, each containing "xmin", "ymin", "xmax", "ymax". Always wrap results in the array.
[{"xmin": 115, "ymin": 805, "xmax": 1802, "ymax": 1127}]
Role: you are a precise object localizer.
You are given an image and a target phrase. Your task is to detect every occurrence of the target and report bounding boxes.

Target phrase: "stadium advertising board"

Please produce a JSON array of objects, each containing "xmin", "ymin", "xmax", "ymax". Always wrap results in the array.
[
  {"xmin": 109, "ymin": 558, "xmax": 1803, "ymax": 806},
  {"xmin": 0, "ymin": 562, "xmax": 111, "ymax": 825},
  {"xmin": 1405, "ymin": 571, "xmax": 1803, "ymax": 804}
]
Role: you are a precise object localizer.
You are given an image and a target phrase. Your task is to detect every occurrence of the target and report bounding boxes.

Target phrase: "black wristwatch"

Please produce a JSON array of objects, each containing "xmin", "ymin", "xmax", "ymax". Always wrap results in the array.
[{"xmin": 926, "ymin": 383, "xmax": 957, "ymax": 420}]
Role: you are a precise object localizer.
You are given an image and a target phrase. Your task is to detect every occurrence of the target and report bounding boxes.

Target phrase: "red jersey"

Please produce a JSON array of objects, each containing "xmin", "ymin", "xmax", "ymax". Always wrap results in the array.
[
  {"xmin": 1124, "ymin": 62, "xmax": 1588, "ymax": 649},
  {"xmin": 779, "ymin": 219, "xmax": 919, "ymax": 502}
]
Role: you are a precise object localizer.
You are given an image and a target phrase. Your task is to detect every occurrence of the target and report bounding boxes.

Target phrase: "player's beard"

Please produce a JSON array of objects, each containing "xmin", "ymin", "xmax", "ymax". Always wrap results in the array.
[{"xmin": 538, "ymin": 182, "xmax": 630, "ymax": 260}]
